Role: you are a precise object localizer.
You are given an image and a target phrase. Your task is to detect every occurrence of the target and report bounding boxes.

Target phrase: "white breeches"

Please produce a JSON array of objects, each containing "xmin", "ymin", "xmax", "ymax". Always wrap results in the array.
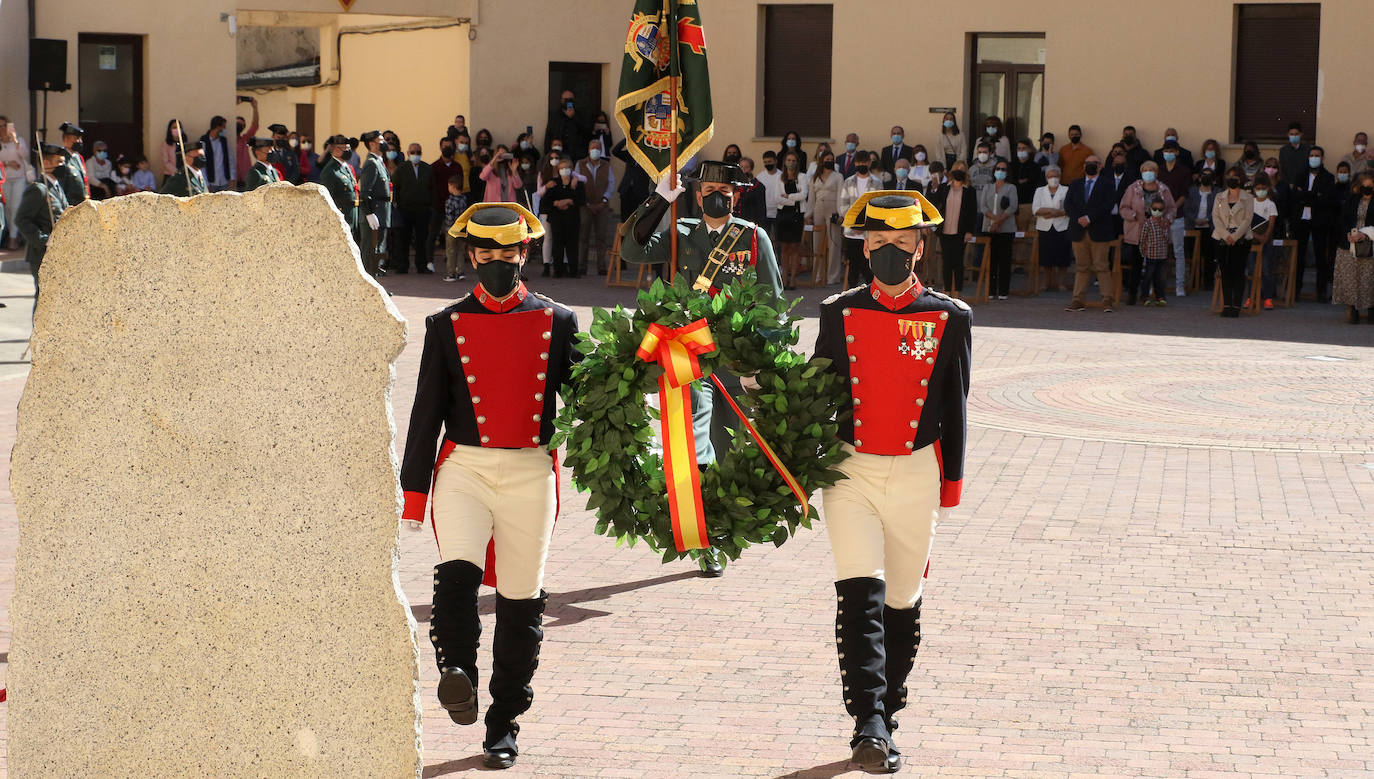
[
  {"xmin": 822, "ymin": 443, "xmax": 940, "ymax": 609},
  {"xmin": 432, "ymin": 444, "xmax": 557, "ymax": 599}
]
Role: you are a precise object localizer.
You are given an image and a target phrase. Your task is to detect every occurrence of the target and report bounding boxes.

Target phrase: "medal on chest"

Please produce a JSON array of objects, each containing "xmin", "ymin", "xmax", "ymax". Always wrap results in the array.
[{"xmin": 898, "ymin": 319, "xmax": 939, "ymax": 359}]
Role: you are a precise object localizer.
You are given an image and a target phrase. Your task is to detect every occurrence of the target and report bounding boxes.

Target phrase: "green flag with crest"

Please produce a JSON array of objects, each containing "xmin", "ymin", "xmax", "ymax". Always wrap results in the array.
[{"xmin": 614, "ymin": 0, "xmax": 714, "ymax": 180}]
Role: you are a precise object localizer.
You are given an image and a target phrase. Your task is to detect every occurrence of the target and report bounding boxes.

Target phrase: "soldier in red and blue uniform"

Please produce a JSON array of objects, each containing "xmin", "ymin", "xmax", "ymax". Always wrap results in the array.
[
  {"xmin": 814, "ymin": 191, "xmax": 971, "ymax": 773},
  {"xmin": 400, "ymin": 202, "xmax": 581, "ymax": 770}
]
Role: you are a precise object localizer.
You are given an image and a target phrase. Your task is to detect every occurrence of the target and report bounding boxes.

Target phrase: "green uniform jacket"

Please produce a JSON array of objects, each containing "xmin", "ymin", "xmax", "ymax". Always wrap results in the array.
[
  {"xmin": 359, "ymin": 153, "xmax": 392, "ymax": 227},
  {"xmin": 158, "ymin": 168, "xmax": 208, "ymax": 197},
  {"xmin": 320, "ymin": 156, "xmax": 360, "ymax": 228},
  {"xmin": 54, "ymin": 150, "xmax": 88, "ymax": 205},
  {"xmin": 15, "ymin": 178, "xmax": 70, "ymax": 268},
  {"xmin": 620, "ymin": 194, "xmax": 784, "ymax": 302},
  {"xmin": 245, "ymin": 161, "xmax": 281, "ymax": 191}
]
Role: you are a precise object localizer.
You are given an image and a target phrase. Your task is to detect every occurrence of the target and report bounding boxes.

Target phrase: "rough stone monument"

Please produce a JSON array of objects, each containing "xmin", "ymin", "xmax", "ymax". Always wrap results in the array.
[{"xmin": 8, "ymin": 184, "xmax": 422, "ymax": 777}]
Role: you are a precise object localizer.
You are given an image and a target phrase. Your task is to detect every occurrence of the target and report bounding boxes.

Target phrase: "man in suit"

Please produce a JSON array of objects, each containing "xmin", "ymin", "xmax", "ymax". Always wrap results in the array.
[
  {"xmin": 1279, "ymin": 122, "xmax": 1312, "ymax": 195},
  {"xmin": 837, "ymin": 133, "xmax": 861, "ymax": 178},
  {"xmin": 1152, "ymin": 127, "xmax": 1195, "ymax": 170},
  {"xmin": 1064, "ymin": 154, "xmax": 1119, "ymax": 311},
  {"xmin": 1105, "ymin": 145, "xmax": 1137, "ymax": 241},
  {"xmin": 358, "ymin": 130, "xmax": 392, "ymax": 278},
  {"xmin": 881, "ymin": 126, "xmax": 914, "ymax": 174},
  {"xmin": 1290, "ymin": 145, "xmax": 1337, "ymax": 301},
  {"xmin": 392, "ymin": 142, "xmax": 435, "ymax": 273}
]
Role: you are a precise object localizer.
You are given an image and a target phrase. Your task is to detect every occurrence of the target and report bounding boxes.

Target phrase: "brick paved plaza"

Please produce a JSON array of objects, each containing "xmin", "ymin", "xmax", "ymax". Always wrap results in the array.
[{"xmin": 0, "ymin": 266, "xmax": 1370, "ymax": 777}]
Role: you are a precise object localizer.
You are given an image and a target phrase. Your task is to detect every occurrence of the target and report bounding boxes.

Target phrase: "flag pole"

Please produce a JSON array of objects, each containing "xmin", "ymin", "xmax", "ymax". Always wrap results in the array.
[
  {"xmin": 174, "ymin": 121, "xmax": 191, "ymax": 193},
  {"xmin": 665, "ymin": 0, "xmax": 678, "ymax": 283}
]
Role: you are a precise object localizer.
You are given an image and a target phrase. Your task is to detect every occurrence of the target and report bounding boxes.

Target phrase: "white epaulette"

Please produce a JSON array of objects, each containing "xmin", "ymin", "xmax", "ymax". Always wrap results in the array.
[
  {"xmin": 532, "ymin": 292, "xmax": 572, "ymax": 314},
  {"xmin": 927, "ymin": 290, "xmax": 972, "ymax": 311},
  {"xmin": 822, "ymin": 284, "xmax": 868, "ymax": 306}
]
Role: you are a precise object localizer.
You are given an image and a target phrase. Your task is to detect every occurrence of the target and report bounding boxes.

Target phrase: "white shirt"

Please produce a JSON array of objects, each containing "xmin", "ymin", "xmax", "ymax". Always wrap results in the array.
[
  {"xmin": 1253, "ymin": 197, "xmax": 1278, "ymax": 232},
  {"xmin": 1302, "ymin": 172, "xmax": 1316, "ymax": 220},
  {"xmin": 838, "ymin": 173, "xmax": 885, "ymax": 239},
  {"xmin": 1032, "ymin": 184, "xmax": 1069, "ymax": 231},
  {"xmin": 756, "ymin": 167, "xmax": 784, "ymax": 218},
  {"xmin": 1111, "ymin": 174, "xmax": 1125, "ymax": 215}
]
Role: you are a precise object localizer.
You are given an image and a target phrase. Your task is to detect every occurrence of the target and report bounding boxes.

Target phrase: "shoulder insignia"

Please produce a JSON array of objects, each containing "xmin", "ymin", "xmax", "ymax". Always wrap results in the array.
[
  {"xmin": 531, "ymin": 292, "xmax": 572, "ymax": 313},
  {"xmin": 821, "ymin": 292, "xmax": 844, "ymax": 305},
  {"xmin": 822, "ymin": 284, "xmax": 867, "ymax": 307},
  {"xmin": 927, "ymin": 290, "xmax": 972, "ymax": 311}
]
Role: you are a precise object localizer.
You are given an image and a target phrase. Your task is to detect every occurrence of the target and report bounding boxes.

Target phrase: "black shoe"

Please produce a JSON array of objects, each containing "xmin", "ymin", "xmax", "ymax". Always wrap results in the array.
[
  {"xmin": 696, "ymin": 548, "xmax": 723, "ymax": 578},
  {"xmin": 438, "ymin": 667, "xmax": 478, "ymax": 725},
  {"xmin": 542, "ymin": 264, "xmax": 551, "ymax": 277},
  {"xmin": 1349, "ymin": 307, "xmax": 1361, "ymax": 325},
  {"xmin": 482, "ymin": 746, "xmax": 517, "ymax": 770},
  {"xmin": 851, "ymin": 737, "xmax": 889, "ymax": 771},
  {"xmin": 375, "ymin": 267, "xmax": 388, "ymax": 277},
  {"xmin": 1127, "ymin": 295, "xmax": 1137, "ymax": 306},
  {"xmin": 882, "ymin": 747, "xmax": 903, "ymax": 773}
]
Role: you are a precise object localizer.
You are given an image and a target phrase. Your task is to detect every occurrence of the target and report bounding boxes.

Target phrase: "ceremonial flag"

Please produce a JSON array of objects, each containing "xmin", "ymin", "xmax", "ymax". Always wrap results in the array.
[{"xmin": 614, "ymin": 0, "xmax": 714, "ymax": 180}]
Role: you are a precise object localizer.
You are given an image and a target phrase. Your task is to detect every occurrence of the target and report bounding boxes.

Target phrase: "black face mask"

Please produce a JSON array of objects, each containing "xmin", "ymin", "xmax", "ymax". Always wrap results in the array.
[
  {"xmin": 236, "ymin": 124, "xmax": 245, "ymax": 135},
  {"xmin": 71, "ymin": 141, "xmax": 85, "ymax": 154},
  {"xmin": 1069, "ymin": 136, "xmax": 1082, "ymax": 144},
  {"xmin": 1225, "ymin": 178, "xmax": 1241, "ymax": 189},
  {"xmin": 476, "ymin": 259, "xmax": 521, "ymax": 297},
  {"xmin": 440, "ymin": 147, "xmax": 454, "ymax": 158},
  {"xmin": 191, "ymin": 156, "xmax": 206, "ymax": 169},
  {"xmin": 764, "ymin": 161, "xmax": 776, "ymax": 171},
  {"xmin": 1362, "ymin": 185, "xmax": 1374, "ymax": 196},
  {"xmin": 856, "ymin": 164, "xmax": 870, "ymax": 174},
  {"xmin": 723, "ymin": 153, "xmax": 741, "ymax": 164},
  {"xmin": 1200, "ymin": 175, "xmax": 1214, "ymax": 187},
  {"xmin": 702, "ymin": 191, "xmax": 732, "ymax": 218},
  {"xmin": 869, "ymin": 243, "xmax": 915, "ymax": 285},
  {"xmin": 377, "ymin": 141, "xmax": 391, "ymax": 153},
  {"xmin": 950, "ymin": 170, "xmax": 967, "ymax": 182},
  {"xmin": 1084, "ymin": 162, "xmax": 1100, "ymax": 176},
  {"xmin": 822, "ymin": 160, "xmax": 835, "ymax": 170},
  {"xmin": 1244, "ymin": 150, "xmax": 1257, "ymax": 160},
  {"xmin": 1112, "ymin": 162, "xmax": 1125, "ymax": 174}
]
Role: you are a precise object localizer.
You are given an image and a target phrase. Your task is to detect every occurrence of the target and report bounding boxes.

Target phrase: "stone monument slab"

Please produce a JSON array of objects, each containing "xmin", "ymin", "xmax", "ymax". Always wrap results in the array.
[{"xmin": 8, "ymin": 184, "xmax": 421, "ymax": 777}]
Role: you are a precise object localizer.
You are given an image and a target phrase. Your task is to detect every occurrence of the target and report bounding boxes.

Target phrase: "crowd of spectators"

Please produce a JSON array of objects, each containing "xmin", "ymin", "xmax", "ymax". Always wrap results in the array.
[{"xmin": 6, "ymin": 99, "xmax": 1371, "ymax": 322}]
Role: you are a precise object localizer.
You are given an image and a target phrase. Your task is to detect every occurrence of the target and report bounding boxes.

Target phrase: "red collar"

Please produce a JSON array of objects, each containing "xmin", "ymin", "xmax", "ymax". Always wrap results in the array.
[
  {"xmin": 475, "ymin": 281, "xmax": 528, "ymax": 313},
  {"xmin": 868, "ymin": 277, "xmax": 924, "ymax": 311}
]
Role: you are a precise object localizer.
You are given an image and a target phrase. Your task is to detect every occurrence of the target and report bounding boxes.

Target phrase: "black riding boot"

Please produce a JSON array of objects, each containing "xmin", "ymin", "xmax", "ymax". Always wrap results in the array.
[
  {"xmin": 431, "ymin": 560, "xmax": 483, "ymax": 725},
  {"xmin": 880, "ymin": 598, "xmax": 922, "ymax": 773},
  {"xmin": 483, "ymin": 591, "xmax": 548, "ymax": 769},
  {"xmin": 836, "ymin": 577, "xmax": 891, "ymax": 771}
]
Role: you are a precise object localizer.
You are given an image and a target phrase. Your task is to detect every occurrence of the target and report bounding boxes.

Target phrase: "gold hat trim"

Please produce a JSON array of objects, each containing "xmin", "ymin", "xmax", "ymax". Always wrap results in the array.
[
  {"xmin": 449, "ymin": 202, "xmax": 546, "ymax": 242},
  {"xmin": 841, "ymin": 190, "xmax": 945, "ymax": 230}
]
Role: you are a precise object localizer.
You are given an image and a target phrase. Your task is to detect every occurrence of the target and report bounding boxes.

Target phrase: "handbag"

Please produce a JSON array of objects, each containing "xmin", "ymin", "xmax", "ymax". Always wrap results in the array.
[{"xmin": 1356, "ymin": 239, "xmax": 1373, "ymax": 258}]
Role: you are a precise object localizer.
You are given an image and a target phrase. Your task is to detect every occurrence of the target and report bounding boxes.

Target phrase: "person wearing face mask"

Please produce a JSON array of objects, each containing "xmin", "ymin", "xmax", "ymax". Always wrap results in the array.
[
  {"xmin": 806, "ymin": 151, "xmax": 842, "ymax": 284},
  {"xmin": 1237, "ymin": 141, "xmax": 1262, "ymax": 182},
  {"xmin": 1064, "ymin": 154, "xmax": 1119, "ymax": 311},
  {"xmin": 1151, "ymin": 128, "xmax": 1194, "ymax": 169},
  {"xmin": 1155, "ymin": 142, "xmax": 1194, "ymax": 293},
  {"xmin": 1058, "ymin": 125, "xmax": 1093, "ymax": 183},
  {"xmin": 1137, "ymin": 196, "xmax": 1173, "ymax": 306},
  {"xmin": 979, "ymin": 161, "xmax": 1019, "ymax": 299},
  {"xmin": 431, "ymin": 137, "xmax": 468, "ymax": 266},
  {"xmin": 393, "ymin": 142, "xmax": 436, "ymax": 274},
  {"xmin": 621, "ymin": 161, "xmax": 782, "ymax": 575},
  {"xmin": 983, "ymin": 115, "xmax": 1011, "ymax": 163},
  {"xmin": 881, "ymin": 125, "xmax": 914, "ymax": 175},
  {"xmin": 1010, "ymin": 138, "xmax": 1044, "ymax": 233},
  {"xmin": 158, "ymin": 140, "xmax": 209, "ymax": 197},
  {"xmin": 545, "ymin": 89, "xmax": 590, "ymax": 161},
  {"xmin": 85, "ymin": 140, "xmax": 114, "ymax": 200},
  {"xmin": 838, "ymin": 133, "xmax": 861, "ymax": 177},
  {"xmin": 1032, "ymin": 165, "xmax": 1072, "ymax": 292},
  {"xmin": 199, "ymin": 115, "xmax": 235, "ymax": 193},
  {"xmin": 540, "ymin": 161, "xmax": 585, "ymax": 278},
  {"xmin": 266, "ymin": 123, "xmax": 302, "ymax": 185},
  {"xmin": 890, "ymin": 159, "xmax": 920, "ymax": 193},
  {"xmin": 1119, "ymin": 125, "xmax": 1150, "ymax": 175},
  {"xmin": 1333, "ymin": 171, "xmax": 1374, "ymax": 323},
  {"xmin": 1249, "ymin": 172, "xmax": 1280, "ymax": 309},
  {"xmin": 930, "ymin": 162, "xmax": 979, "ymax": 295},
  {"xmin": 234, "ymin": 96, "xmax": 259, "ymax": 189},
  {"xmin": 774, "ymin": 150, "xmax": 809, "ymax": 288},
  {"xmin": 317, "ymin": 135, "xmax": 360, "ymax": 236},
  {"xmin": 1118, "ymin": 161, "xmax": 1177, "ymax": 305},
  {"xmin": 574, "ymin": 138, "xmax": 616, "ymax": 275},
  {"xmin": 814, "ymin": 190, "xmax": 970, "ymax": 776},
  {"xmin": 357, "ymin": 131, "xmax": 393, "ymax": 279},
  {"xmin": 245, "ymin": 137, "xmax": 281, "ymax": 190},
  {"xmin": 111, "ymin": 155, "xmax": 135, "ymax": 196},
  {"xmin": 589, "ymin": 112, "xmax": 614, "ymax": 156},
  {"xmin": 937, "ymin": 113, "xmax": 963, "ymax": 169},
  {"xmin": 1034, "ymin": 132, "xmax": 1058, "ymax": 169},
  {"xmin": 1184, "ymin": 171, "xmax": 1222, "ymax": 290},
  {"xmin": 966, "ymin": 142, "xmax": 997, "ymax": 192},
  {"xmin": 1279, "ymin": 122, "xmax": 1312, "ymax": 189},
  {"xmin": 777, "ymin": 130, "xmax": 808, "ymax": 172},
  {"xmin": 403, "ymin": 202, "xmax": 581, "ymax": 771},
  {"xmin": 1291, "ymin": 145, "xmax": 1336, "ymax": 301},
  {"xmin": 55, "ymin": 122, "xmax": 90, "ymax": 205},
  {"xmin": 1341, "ymin": 132, "xmax": 1371, "ymax": 176},
  {"xmin": 1211, "ymin": 168, "xmax": 1256, "ymax": 317},
  {"xmin": 756, "ymin": 150, "xmax": 784, "ymax": 239},
  {"xmin": 16, "ymin": 143, "xmax": 71, "ymax": 303},
  {"xmin": 838, "ymin": 151, "xmax": 888, "ymax": 286}
]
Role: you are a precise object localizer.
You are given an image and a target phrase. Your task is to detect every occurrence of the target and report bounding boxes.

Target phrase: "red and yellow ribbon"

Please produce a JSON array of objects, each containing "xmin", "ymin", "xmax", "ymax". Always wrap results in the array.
[
  {"xmin": 637, "ymin": 320, "xmax": 717, "ymax": 552},
  {"xmin": 636, "ymin": 318, "xmax": 812, "ymax": 553}
]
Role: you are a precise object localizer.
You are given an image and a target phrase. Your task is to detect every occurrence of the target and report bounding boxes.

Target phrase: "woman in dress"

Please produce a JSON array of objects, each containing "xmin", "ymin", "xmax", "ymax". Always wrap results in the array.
[
  {"xmin": 774, "ymin": 149, "xmax": 809, "ymax": 289},
  {"xmin": 1333, "ymin": 170, "xmax": 1374, "ymax": 323},
  {"xmin": 1032, "ymin": 165, "xmax": 1072, "ymax": 292},
  {"xmin": 805, "ymin": 148, "xmax": 842, "ymax": 285}
]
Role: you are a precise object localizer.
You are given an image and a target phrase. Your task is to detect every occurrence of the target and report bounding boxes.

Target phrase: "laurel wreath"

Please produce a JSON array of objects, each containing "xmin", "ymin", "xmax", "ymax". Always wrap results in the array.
[{"xmin": 550, "ymin": 271, "xmax": 851, "ymax": 567}]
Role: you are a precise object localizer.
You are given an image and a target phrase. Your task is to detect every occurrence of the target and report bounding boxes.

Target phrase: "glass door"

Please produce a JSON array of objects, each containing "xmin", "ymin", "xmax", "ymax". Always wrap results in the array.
[{"xmin": 971, "ymin": 35, "xmax": 1044, "ymax": 155}]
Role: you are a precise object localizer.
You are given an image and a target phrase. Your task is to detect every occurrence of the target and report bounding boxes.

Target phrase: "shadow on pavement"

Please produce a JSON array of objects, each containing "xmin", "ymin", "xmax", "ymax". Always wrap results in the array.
[
  {"xmin": 421, "ymin": 754, "xmax": 488, "ymax": 776},
  {"xmin": 409, "ymin": 570, "xmax": 700, "ymax": 628},
  {"xmin": 774, "ymin": 759, "xmax": 855, "ymax": 778}
]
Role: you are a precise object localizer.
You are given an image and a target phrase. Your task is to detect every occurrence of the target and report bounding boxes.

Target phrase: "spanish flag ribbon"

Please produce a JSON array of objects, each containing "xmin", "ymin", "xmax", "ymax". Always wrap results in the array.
[
  {"xmin": 637, "ymin": 320, "xmax": 717, "ymax": 552},
  {"xmin": 707, "ymin": 373, "xmax": 810, "ymax": 523}
]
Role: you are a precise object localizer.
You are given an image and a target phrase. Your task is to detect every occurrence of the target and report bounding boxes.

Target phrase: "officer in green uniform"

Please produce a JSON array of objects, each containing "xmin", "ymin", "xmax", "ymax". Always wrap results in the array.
[
  {"xmin": 54, "ymin": 122, "xmax": 90, "ymax": 205},
  {"xmin": 158, "ymin": 140, "xmax": 208, "ymax": 197},
  {"xmin": 620, "ymin": 161, "xmax": 786, "ymax": 576},
  {"xmin": 320, "ymin": 134, "xmax": 360, "ymax": 235},
  {"xmin": 15, "ymin": 144, "xmax": 71, "ymax": 304},
  {"xmin": 358, "ymin": 130, "xmax": 392, "ymax": 277},
  {"xmin": 244, "ymin": 138, "xmax": 281, "ymax": 190}
]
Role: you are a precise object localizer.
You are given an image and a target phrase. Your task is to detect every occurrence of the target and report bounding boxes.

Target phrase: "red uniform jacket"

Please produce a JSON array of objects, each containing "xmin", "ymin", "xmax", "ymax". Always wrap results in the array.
[{"xmin": 814, "ymin": 278, "xmax": 971, "ymax": 507}]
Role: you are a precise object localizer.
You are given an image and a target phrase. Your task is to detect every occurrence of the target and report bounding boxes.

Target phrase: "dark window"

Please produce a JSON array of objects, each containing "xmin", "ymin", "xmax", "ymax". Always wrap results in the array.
[
  {"xmin": 1234, "ymin": 3, "xmax": 1319, "ymax": 142},
  {"xmin": 761, "ymin": 4, "xmax": 832, "ymax": 138}
]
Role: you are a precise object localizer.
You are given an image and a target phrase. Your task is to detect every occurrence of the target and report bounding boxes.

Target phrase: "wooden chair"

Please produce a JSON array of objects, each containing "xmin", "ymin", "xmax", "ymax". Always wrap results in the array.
[
  {"xmin": 1008, "ymin": 231, "xmax": 1040, "ymax": 297},
  {"xmin": 968, "ymin": 236, "xmax": 992, "ymax": 304},
  {"xmin": 1274, "ymin": 239, "xmax": 1299, "ymax": 307},
  {"xmin": 810, "ymin": 222, "xmax": 832, "ymax": 288},
  {"xmin": 605, "ymin": 223, "xmax": 651, "ymax": 289},
  {"xmin": 1185, "ymin": 228, "xmax": 1205, "ymax": 292}
]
